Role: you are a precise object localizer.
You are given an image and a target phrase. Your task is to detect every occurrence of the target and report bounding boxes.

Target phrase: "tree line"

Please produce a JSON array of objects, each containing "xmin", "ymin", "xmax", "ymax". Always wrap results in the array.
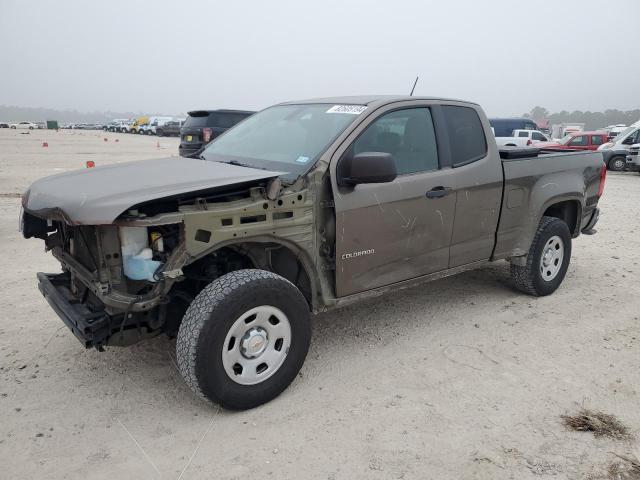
[{"xmin": 523, "ymin": 106, "xmax": 640, "ymax": 131}]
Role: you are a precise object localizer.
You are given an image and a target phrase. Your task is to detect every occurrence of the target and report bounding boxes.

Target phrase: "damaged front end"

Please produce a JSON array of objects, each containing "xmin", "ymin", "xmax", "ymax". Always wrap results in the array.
[
  {"xmin": 21, "ymin": 156, "xmax": 322, "ymax": 350},
  {"xmin": 24, "ymin": 212, "xmax": 188, "ymax": 349},
  {"xmin": 20, "ymin": 157, "xmax": 299, "ymax": 349}
]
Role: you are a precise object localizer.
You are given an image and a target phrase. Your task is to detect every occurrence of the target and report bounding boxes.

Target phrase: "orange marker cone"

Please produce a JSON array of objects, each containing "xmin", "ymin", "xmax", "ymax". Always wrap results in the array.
[
  {"xmin": 42, "ymin": 142, "xmax": 48, "ymax": 148},
  {"xmin": 86, "ymin": 161, "xmax": 95, "ymax": 168},
  {"xmin": 103, "ymin": 137, "xmax": 108, "ymax": 142},
  {"xmin": 156, "ymin": 140, "xmax": 160, "ymax": 149},
  {"xmin": 115, "ymin": 138, "xmax": 119, "ymax": 143}
]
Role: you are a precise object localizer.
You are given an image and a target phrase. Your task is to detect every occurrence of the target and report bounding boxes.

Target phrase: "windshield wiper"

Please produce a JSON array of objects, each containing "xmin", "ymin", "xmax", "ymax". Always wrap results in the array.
[{"xmin": 221, "ymin": 159, "xmax": 266, "ymax": 170}]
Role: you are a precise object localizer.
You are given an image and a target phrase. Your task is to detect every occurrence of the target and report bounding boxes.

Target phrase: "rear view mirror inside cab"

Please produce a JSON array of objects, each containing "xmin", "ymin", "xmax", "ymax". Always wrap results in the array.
[{"xmin": 337, "ymin": 152, "xmax": 397, "ymax": 186}]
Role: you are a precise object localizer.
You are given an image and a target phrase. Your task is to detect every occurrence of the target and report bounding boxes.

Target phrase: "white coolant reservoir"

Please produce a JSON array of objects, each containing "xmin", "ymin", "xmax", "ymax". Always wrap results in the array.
[{"xmin": 119, "ymin": 227, "xmax": 163, "ymax": 282}]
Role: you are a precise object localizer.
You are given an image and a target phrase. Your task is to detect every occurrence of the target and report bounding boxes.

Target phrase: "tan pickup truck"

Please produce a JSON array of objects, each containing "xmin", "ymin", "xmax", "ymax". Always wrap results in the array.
[{"xmin": 21, "ymin": 95, "xmax": 606, "ymax": 409}]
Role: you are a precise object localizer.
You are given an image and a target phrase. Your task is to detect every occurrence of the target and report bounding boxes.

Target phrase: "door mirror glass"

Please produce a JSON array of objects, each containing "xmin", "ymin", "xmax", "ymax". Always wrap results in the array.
[{"xmin": 338, "ymin": 152, "xmax": 397, "ymax": 186}]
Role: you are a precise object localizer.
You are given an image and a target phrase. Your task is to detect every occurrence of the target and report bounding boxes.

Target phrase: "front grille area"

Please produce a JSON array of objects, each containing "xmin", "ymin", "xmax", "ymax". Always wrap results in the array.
[{"xmin": 68, "ymin": 226, "xmax": 101, "ymax": 273}]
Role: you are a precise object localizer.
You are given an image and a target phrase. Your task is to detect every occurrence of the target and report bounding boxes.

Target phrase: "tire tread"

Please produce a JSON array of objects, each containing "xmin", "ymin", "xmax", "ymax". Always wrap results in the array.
[
  {"xmin": 510, "ymin": 216, "xmax": 565, "ymax": 296},
  {"xmin": 176, "ymin": 269, "xmax": 306, "ymax": 406}
]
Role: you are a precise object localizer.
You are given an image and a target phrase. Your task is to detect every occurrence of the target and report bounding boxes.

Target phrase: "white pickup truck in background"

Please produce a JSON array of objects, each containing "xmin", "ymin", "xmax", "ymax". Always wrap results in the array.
[{"xmin": 494, "ymin": 128, "xmax": 551, "ymax": 147}]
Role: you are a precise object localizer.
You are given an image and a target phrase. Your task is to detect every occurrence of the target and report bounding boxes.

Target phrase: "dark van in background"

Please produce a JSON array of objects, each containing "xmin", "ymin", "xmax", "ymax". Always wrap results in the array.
[
  {"xmin": 489, "ymin": 117, "xmax": 539, "ymax": 137},
  {"xmin": 179, "ymin": 109, "xmax": 255, "ymax": 157}
]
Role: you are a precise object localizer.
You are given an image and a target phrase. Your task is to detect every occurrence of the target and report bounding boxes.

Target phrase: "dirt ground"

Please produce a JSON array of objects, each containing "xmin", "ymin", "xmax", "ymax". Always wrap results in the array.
[{"xmin": 1, "ymin": 129, "xmax": 639, "ymax": 479}]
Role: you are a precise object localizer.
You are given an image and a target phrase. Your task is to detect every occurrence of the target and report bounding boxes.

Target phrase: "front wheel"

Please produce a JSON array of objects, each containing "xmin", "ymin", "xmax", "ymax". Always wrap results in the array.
[
  {"xmin": 510, "ymin": 216, "xmax": 572, "ymax": 296},
  {"xmin": 176, "ymin": 269, "xmax": 311, "ymax": 410},
  {"xmin": 608, "ymin": 155, "xmax": 626, "ymax": 172}
]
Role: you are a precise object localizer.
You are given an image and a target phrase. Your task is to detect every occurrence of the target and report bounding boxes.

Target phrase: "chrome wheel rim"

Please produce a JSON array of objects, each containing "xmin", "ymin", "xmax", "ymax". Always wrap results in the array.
[
  {"xmin": 540, "ymin": 235, "xmax": 564, "ymax": 281},
  {"xmin": 222, "ymin": 306, "xmax": 291, "ymax": 385},
  {"xmin": 614, "ymin": 158, "xmax": 624, "ymax": 169}
]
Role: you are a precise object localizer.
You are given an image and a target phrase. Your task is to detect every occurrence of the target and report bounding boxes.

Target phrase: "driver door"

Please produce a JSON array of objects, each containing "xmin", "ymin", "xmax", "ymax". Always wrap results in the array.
[{"xmin": 331, "ymin": 105, "xmax": 457, "ymax": 297}]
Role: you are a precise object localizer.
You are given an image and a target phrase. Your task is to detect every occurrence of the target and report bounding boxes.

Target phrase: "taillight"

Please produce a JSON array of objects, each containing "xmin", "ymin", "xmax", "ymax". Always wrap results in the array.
[
  {"xmin": 202, "ymin": 128, "xmax": 212, "ymax": 143},
  {"xmin": 597, "ymin": 164, "xmax": 606, "ymax": 197}
]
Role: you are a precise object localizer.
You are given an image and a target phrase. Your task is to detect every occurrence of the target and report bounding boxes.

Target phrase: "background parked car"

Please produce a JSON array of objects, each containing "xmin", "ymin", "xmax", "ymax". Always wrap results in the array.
[
  {"xmin": 104, "ymin": 118, "xmax": 128, "ymax": 131},
  {"xmin": 156, "ymin": 119, "xmax": 183, "ymax": 137},
  {"xmin": 626, "ymin": 144, "xmax": 640, "ymax": 172},
  {"xmin": 0, "ymin": 122, "xmax": 9, "ymax": 128},
  {"xmin": 598, "ymin": 122, "xmax": 640, "ymax": 153},
  {"xmin": 10, "ymin": 121, "xmax": 37, "ymax": 130},
  {"xmin": 140, "ymin": 116, "xmax": 175, "ymax": 135},
  {"xmin": 128, "ymin": 116, "xmax": 149, "ymax": 134},
  {"xmin": 179, "ymin": 109, "xmax": 254, "ymax": 157},
  {"xmin": 601, "ymin": 148, "xmax": 631, "ymax": 172},
  {"xmin": 489, "ymin": 117, "xmax": 539, "ymax": 137},
  {"xmin": 533, "ymin": 131, "xmax": 609, "ymax": 151},
  {"xmin": 494, "ymin": 128, "xmax": 550, "ymax": 147}
]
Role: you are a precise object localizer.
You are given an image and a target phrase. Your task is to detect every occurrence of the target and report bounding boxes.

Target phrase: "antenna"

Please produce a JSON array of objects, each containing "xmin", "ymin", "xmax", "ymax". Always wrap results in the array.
[{"xmin": 409, "ymin": 76, "xmax": 419, "ymax": 96}]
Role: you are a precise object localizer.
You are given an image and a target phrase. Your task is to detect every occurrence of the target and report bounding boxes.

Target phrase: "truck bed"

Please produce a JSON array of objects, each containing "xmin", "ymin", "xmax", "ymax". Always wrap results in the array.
[{"xmin": 494, "ymin": 149, "xmax": 604, "ymax": 260}]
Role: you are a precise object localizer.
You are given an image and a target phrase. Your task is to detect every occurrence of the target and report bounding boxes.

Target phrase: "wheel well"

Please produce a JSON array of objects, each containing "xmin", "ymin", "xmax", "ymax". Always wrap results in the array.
[
  {"xmin": 543, "ymin": 200, "xmax": 580, "ymax": 236},
  {"xmin": 182, "ymin": 242, "xmax": 314, "ymax": 307}
]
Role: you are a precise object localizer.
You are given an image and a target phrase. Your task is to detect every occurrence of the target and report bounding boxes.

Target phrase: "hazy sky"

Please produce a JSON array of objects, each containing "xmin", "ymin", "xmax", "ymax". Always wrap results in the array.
[{"xmin": 1, "ymin": 0, "xmax": 638, "ymax": 117}]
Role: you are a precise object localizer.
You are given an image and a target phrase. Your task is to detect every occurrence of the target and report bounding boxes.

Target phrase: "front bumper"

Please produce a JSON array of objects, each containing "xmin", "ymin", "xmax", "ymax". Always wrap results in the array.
[
  {"xmin": 625, "ymin": 153, "xmax": 640, "ymax": 169},
  {"xmin": 37, "ymin": 272, "xmax": 111, "ymax": 348}
]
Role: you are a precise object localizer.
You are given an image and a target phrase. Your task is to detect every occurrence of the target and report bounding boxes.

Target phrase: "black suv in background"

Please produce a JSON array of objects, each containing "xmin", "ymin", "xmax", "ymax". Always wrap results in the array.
[{"xmin": 179, "ymin": 109, "xmax": 255, "ymax": 157}]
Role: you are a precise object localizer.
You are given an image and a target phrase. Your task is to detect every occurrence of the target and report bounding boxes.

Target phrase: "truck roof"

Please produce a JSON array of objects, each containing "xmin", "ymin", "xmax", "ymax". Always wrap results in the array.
[{"xmin": 280, "ymin": 95, "xmax": 478, "ymax": 107}]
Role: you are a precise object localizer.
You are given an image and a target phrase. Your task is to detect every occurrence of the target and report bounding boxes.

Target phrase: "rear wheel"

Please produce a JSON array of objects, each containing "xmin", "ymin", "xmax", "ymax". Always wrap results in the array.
[
  {"xmin": 510, "ymin": 216, "xmax": 572, "ymax": 296},
  {"xmin": 176, "ymin": 269, "xmax": 311, "ymax": 410},
  {"xmin": 608, "ymin": 155, "xmax": 626, "ymax": 172}
]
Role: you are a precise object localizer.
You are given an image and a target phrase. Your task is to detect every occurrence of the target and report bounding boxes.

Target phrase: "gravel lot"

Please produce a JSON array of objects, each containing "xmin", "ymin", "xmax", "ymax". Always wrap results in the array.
[{"xmin": 1, "ymin": 129, "xmax": 639, "ymax": 479}]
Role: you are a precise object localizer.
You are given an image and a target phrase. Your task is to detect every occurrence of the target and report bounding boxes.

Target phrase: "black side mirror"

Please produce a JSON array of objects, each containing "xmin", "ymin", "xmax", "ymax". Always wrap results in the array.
[
  {"xmin": 338, "ymin": 152, "xmax": 397, "ymax": 186},
  {"xmin": 623, "ymin": 137, "xmax": 635, "ymax": 145}
]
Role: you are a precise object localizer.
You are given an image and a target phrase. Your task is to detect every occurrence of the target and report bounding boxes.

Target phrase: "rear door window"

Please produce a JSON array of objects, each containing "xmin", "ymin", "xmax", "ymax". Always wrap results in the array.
[
  {"xmin": 441, "ymin": 106, "xmax": 487, "ymax": 166},
  {"xmin": 517, "ymin": 131, "xmax": 529, "ymax": 138}
]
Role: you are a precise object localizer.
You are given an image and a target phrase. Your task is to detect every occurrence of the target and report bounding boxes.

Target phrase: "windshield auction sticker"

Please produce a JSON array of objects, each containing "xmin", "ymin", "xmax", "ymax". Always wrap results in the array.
[{"xmin": 326, "ymin": 105, "xmax": 367, "ymax": 114}]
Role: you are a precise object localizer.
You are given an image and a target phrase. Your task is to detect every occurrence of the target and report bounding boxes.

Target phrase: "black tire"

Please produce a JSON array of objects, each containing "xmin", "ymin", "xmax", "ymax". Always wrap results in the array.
[
  {"xmin": 608, "ymin": 155, "xmax": 626, "ymax": 172},
  {"xmin": 510, "ymin": 216, "xmax": 572, "ymax": 296},
  {"xmin": 176, "ymin": 269, "xmax": 311, "ymax": 410}
]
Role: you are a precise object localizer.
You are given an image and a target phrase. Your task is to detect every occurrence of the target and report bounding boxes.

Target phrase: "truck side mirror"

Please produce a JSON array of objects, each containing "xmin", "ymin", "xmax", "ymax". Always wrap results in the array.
[
  {"xmin": 623, "ymin": 137, "xmax": 635, "ymax": 145},
  {"xmin": 338, "ymin": 152, "xmax": 397, "ymax": 186}
]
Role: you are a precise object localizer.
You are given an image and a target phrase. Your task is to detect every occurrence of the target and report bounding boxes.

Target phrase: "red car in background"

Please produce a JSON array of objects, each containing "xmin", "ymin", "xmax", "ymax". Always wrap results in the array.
[{"xmin": 533, "ymin": 131, "xmax": 609, "ymax": 151}]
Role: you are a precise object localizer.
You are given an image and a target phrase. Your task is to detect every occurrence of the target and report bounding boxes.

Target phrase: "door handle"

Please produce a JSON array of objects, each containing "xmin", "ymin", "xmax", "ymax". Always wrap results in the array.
[{"xmin": 426, "ymin": 186, "xmax": 450, "ymax": 199}]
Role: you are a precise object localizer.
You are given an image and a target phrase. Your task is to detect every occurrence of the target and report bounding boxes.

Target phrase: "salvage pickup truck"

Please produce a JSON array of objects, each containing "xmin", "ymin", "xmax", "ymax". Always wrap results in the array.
[{"xmin": 21, "ymin": 96, "xmax": 606, "ymax": 409}]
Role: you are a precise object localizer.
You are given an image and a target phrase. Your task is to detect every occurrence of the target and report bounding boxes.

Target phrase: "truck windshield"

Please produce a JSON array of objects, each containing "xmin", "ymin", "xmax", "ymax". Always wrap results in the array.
[
  {"xmin": 201, "ymin": 104, "xmax": 364, "ymax": 176},
  {"xmin": 613, "ymin": 126, "xmax": 635, "ymax": 143}
]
